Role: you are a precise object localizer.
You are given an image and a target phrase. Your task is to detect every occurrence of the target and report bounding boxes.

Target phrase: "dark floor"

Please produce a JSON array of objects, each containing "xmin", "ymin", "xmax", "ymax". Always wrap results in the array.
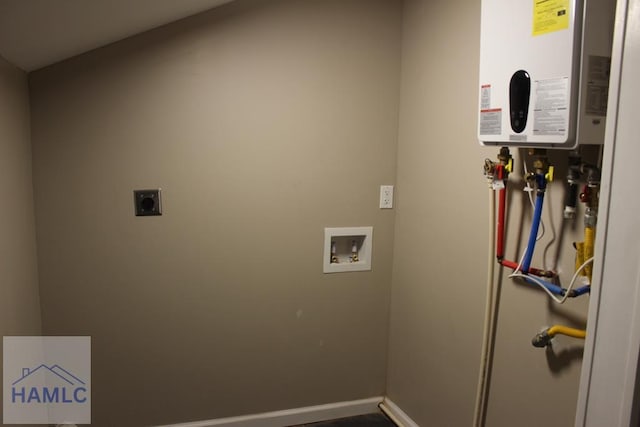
[{"xmin": 292, "ymin": 412, "xmax": 397, "ymax": 426}]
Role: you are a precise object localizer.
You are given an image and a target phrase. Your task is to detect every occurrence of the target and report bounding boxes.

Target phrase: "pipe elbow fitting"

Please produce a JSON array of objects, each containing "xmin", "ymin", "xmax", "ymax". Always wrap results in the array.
[
  {"xmin": 538, "ymin": 269, "xmax": 556, "ymax": 278},
  {"xmin": 532, "ymin": 331, "xmax": 552, "ymax": 348}
]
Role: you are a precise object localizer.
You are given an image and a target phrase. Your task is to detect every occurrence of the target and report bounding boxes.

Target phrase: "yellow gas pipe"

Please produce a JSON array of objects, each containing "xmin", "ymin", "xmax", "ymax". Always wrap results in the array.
[{"xmin": 532, "ymin": 325, "xmax": 586, "ymax": 347}]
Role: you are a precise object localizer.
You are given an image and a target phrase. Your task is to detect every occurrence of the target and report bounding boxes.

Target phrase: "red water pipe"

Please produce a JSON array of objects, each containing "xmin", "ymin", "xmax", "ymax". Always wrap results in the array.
[{"xmin": 499, "ymin": 259, "xmax": 554, "ymax": 278}]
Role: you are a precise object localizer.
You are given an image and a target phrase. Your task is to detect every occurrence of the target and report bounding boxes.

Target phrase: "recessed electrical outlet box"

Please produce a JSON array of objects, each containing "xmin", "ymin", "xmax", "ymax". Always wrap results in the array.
[
  {"xmin": 134, "ymin": 189, "xmax": 162, "ymax": 216},
  {"xmin": 323, "ymin": 227, "xmax": 373, "ymax": 273}
]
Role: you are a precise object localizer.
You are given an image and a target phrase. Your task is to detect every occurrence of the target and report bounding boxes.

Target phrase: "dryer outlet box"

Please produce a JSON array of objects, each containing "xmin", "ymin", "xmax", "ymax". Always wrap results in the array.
[{"xmin": 134, "ymin": 189, "xmax": 162, "ymax": 216}]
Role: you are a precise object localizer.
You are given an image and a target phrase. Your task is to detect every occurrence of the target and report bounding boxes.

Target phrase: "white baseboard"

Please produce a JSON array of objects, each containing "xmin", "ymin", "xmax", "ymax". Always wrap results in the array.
[
  {"xmin": 155, "ymin": 396, "xmax": 384, "ymax": 427},
  {"xmin": 379, "ymin": 397, "xmax": 419, "ymax": 427}
]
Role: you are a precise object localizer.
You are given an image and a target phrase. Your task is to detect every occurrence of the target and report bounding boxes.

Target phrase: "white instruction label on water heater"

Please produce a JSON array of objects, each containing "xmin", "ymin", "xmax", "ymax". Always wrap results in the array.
[
  {"xmin": 533, "ymin": 77, "xmax": 569, "ymax": 136},
  {"xmin": 480, "ymin": 84, "xmax": 491, "ymax": 109},
  {"xmin": 480, "ymin": 108, "xmax": 502, "ymax": 135},
  {"xmin": 586, "ymin": 55, "xmax": 611, "ymax": 116}
]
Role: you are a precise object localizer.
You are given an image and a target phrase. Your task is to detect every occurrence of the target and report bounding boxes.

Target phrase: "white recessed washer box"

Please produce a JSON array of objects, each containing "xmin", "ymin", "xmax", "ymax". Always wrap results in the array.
[{"xmin": 323, "ymin": 227, "xmax": 373, "ymax": 273}]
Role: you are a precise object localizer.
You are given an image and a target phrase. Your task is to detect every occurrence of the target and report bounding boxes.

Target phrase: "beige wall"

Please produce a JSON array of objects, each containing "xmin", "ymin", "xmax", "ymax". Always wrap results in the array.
[
  {"xmin": 387, "ymin": 1, "xmax": 590, "ymax": 426},
  {"xmin": 28, "ymin": 0, "xmax": 401, "ymax": 425},
  {"xmin": 20, "ymin": 0, "xmax": 594, "ymax": 424},
  {"xmin": 0, "ymin": 55, "xmax": 42, "ymax": 425},
  {"xmin": 0, "ymin": 55, "xmax": 41, "ymax": 338}
]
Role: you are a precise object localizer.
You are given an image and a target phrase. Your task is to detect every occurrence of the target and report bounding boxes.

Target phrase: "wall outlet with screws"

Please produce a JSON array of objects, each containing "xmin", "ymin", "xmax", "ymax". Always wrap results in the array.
[{"xmin": 380, "ymin": 185, "xmax": 394, "ymax": 209}]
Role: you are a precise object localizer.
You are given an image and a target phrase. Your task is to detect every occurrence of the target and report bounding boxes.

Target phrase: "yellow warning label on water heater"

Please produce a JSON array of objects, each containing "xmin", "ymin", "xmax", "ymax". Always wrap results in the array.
[{"xmin": 533, "ymin": 0, "xmax": 570, "ymax": 36}]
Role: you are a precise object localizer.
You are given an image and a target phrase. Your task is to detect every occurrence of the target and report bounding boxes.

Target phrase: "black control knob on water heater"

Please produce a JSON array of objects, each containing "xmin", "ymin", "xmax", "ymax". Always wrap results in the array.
[{"xmin": 509, "ymin": 70, "xmax": 531, "ymax": 134}]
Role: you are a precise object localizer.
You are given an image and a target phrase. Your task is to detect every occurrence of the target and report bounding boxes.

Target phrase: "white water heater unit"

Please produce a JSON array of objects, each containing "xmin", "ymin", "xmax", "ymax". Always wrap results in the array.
[{"xmin": 478, "ymin": 0, "xmax": 615, "ymax": 148}]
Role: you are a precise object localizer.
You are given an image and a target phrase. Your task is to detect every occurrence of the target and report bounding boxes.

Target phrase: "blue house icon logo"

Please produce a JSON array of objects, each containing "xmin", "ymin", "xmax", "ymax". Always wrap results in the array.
[{"xmin": 11, "ymin": 364, "xmax": 88, "ymax": 404}]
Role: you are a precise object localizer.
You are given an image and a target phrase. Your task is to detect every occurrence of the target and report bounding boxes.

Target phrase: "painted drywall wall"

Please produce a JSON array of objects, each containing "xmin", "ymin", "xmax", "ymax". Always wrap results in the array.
[
  {"xmin": 387, "ymin": 1, "xmax": 591, "ymax": 426},
  {"xmin": 28, "ymin": 0, "xmax": 401, "ymax": 425},
  {"xmin": 0, "ymin": 55, "xmax": 42, "ymax": 424},
  {"xmin": 0, "ymin": 55, "xmax": 41, "ymax": 340}
]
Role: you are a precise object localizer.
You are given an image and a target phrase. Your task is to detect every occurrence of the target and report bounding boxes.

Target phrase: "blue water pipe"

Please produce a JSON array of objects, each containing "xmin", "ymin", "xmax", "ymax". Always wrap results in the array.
[
  {"xmin": 521, "ymin": 174, "xmax": 547, "ymax": 273},
  {"xmin": 522, "ymin": 275, "xmax": 565, "ymax": 296},
  {"xmin": 572, "ymin": 285, "xmax": 591, "ymax": 297}
]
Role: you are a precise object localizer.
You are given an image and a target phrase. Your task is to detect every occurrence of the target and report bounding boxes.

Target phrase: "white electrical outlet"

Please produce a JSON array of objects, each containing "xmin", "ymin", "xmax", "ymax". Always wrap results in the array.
[{"xmin": 380, "ymin": 185, "xmax": 394, "ymax": 209}]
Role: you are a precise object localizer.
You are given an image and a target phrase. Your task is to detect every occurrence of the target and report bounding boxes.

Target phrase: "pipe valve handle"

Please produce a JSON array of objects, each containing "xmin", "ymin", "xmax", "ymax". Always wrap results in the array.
[{"xmin": 545, "ymin": 166, "xmax": 554, "ymax": 183}]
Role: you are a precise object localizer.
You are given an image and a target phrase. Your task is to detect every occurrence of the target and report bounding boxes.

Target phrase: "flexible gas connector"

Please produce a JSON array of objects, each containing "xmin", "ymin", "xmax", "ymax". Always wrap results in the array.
[
  {"xmin": 578, "ymin": 171, "xmax": 599, "ymax": 281},
  {"xmin": 532, "ymin": 325, "xmax": 586, "ymax": 347},
  {"xmin": 582, "ymin": 226, "xmax": 595, "ymax": 280}
]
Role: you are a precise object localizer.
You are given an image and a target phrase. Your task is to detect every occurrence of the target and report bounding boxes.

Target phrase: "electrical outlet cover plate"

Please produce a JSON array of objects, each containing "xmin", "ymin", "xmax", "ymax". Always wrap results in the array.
[
  {"xmin": 380, "ymin": 185, "xmax": 394, "ymax": 209},
  {"xmin": 134, "ymin": 189, "xmax": 162, "ymax": 216}
]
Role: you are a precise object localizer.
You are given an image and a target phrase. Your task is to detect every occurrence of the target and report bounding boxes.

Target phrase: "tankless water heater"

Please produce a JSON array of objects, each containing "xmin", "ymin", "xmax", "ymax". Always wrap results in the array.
[{"xmin": 478, "ymin": 0, "xmax": 615, "ymax": 148}]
